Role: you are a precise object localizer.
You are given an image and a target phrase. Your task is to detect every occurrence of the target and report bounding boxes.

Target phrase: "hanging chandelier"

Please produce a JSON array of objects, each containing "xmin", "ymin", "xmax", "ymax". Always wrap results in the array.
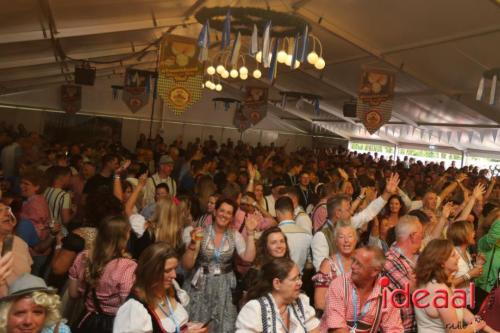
[{"xmin": 195, "ymin": 6, "xmax": 326, "ymax": 92}]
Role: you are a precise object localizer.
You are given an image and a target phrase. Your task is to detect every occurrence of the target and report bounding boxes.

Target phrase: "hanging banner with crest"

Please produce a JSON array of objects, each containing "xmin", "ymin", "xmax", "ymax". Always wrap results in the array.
[
  {"xmin": 356, "ymin": 69, "xmax": 395, "ymax": 134},
  {"xmin": 158, "ymin": 35, "xmax": 204, "ymax": 115},
  {"xmin": 233, "ymin": 104, "xmax": 252, "ymax": 132},
  {"xmin": 61, "ymin": 84, "xmax": 82, "ymax": 114},
  {"xmin": 122, "ymin": 69, "xmax": 151, "ymax": 113},
  {"xmin": 241, "ymin": 86, "xmax": 268, "ymax": 127}
]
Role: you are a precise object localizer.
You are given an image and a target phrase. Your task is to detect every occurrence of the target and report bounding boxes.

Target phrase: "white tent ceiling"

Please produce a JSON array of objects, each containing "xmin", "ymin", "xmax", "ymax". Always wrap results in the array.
[{"xmin": 1, "ymin": 0, "xmax": 500, "ymax": 152}]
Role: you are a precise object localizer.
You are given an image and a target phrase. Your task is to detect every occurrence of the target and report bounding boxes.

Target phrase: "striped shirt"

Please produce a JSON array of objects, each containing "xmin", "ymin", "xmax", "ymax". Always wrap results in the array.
[{"xmin": 43, "ymin": 187, "xmax": 71, "ymax": 225}]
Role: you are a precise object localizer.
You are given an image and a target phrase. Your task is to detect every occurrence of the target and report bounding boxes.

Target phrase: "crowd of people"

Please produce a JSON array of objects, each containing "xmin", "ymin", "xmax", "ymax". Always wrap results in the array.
[{"xmin": 0, "ymin": 121, "xmax": 500, "ymax": 333}]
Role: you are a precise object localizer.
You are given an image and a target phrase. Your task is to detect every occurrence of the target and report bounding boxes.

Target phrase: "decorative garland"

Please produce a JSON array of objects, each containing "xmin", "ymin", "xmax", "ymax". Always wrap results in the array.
[{"xmin": 195, "ymin": 7, "xmax": 309, "ymax": 38}]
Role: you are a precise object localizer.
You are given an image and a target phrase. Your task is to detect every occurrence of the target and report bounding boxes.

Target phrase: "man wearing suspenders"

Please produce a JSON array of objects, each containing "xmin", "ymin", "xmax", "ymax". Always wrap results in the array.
[
  {"xmin": 143, "ymin": 155, "xmax": 176, "ymax": 207},
  {"xmin": 320, "ymin": 246, "xmax": 403, "ymax": 332}
]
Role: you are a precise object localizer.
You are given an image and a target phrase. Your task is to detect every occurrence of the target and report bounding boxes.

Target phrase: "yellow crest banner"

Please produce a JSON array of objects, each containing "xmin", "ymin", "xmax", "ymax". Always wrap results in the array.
[
  {"xmin": 158, "ymin": 35, "xmax": 203, "ymax": 115},
  {"xmin": 356, "ymin": 69, "xmax": 395, "ymax": 134}
]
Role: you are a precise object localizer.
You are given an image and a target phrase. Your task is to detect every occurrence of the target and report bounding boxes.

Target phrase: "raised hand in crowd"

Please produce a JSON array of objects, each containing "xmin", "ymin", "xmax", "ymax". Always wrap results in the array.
[{"xmin": 382, "ymin": 172, "xmax": 400, "ymax": 200}]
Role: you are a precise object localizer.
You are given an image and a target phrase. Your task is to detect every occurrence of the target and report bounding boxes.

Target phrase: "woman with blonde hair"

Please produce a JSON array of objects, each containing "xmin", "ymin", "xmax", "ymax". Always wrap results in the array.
[
  {"xmin": 414, "ymin": 239, "xmax": 498, "ymax": 333},
  {"xmin": 0, "ymin": 274, "xmax": 70, "ymax": 333},
  {"xmin": 312, "ymin": 221, "xmax": 357, "ymax": 312},
  {"xmin": 447, "ymin": 221, "xmax": 484, "ymax": 308},
  {"xmin": 68, "ymin": 216, "xmax": 136, "ymax": 333},
  {"xmin": 151, "ymin": 198, "xmax": 185, "ymax": 250}
]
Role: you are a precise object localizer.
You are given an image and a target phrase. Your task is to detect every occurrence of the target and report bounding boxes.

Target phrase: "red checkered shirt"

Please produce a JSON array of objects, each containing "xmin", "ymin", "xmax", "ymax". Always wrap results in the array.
[
  {"xmin": 69, "ymin": 251, "xmax": 137, "ymax": 315},
  {"xmin": 383, "ymin": 246, "xmax": 417, "ymax": 333},
  {"xmin": 320, "ymin": 275, "xmax": 403, "ymax": 333}
]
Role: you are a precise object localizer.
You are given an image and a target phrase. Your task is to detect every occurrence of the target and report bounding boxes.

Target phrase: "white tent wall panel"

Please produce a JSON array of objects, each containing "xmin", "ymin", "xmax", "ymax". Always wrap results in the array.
[{"xmin": 0, "ymin": 76, "xmax": 311, "ymax": 151}]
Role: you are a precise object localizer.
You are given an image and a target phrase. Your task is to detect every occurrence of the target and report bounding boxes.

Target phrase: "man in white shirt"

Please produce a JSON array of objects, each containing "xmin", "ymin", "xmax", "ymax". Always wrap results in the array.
[
  {"xmin": 311, "ymin": 173, "xmax": 400, "ymax": 270},
  {"xmin": 284, "ymin": 186, "xmax": 312, "ymax": 234},
  {"xmin": 276, "ymin": 196, "xmax": 312, "ymax": 272},
  {"xmin": 263, "ymin": 178, "xmax": 286, "ymax": 217},
  {"xmin": 44, "ymin": 166, "xmax": 74, "ymax": 233},
  {"xmin": 142, "ymin": 155, "xmax": 176, "ymax": 207}
]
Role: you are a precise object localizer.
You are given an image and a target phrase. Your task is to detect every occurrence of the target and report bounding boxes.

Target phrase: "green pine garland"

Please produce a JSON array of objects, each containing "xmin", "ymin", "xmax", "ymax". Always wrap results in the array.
[{"xmin": 195, "ymin": 7, "xmax": 309, "ymax": 38}]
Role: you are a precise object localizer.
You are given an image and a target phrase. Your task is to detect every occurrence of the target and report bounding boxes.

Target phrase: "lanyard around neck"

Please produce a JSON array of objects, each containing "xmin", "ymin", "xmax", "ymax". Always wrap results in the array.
[
  {"xmin": 269, "ymin": 294, "xmax": 307, "ymax": 333},
  {"xmin": 351, "ymin": 287, "xmax": 372, "ymax": 331},
  {"xmin": 158, "ymin": 296, "xmax": 180, "ymax": 333},
  {"xmin": 209, "ymin": 226, "xmax": 227, "ymax": 263},
  {"xmin": 336, "ymin": 253, "xmax": 346, "ymax": 275}
]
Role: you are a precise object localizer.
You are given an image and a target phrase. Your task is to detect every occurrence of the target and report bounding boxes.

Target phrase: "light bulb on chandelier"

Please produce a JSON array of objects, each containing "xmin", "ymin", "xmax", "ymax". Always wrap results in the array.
[
  {"xmin": 314, "ymin": 57, "xmax": 326, "ymax": 70},
  {"xmin": 215, "ymin": 84, "xmax": 222, "ymax": 91},
  {"xmin": 239, "ymin": 66, "xmax": 248, "ymax": 76},
  {"xmin": 206, "ymin": 66, "xmax": 216, "ymax": 75},
  {"xmin": 217, "ymin": 65, "xmax": 226, "ymax": 75},
  {"xmin": 205, "ymin": 80, "xmax": 212, "ymax": 88},
  {"xmin": 277, "ymin": 50, "xmax": 288, "ymax": 64},
  {"xmin": 240, "ymin": 73, "xmax": 248, "ymax": 80},
  {"xmin": 253, "ymin": 69, "xmax": 262, "ymax": 79},
  {"xmin": 230, "ymin": 69, "xmax": 239, "ymax": 78},
  {"xmin": 307, "ymin": 51, "xmax": 319, "ymax": 65},
  {"xmin": 256, "ymin": 51, "xmax": 262, "ymax": 63},
  {"xmin": 221, "ymin": 70, "xmax": 229, "ymax": 79},
  {"xmin": 285, "ymin": 54, "xmax": 300, "ymax": 69}
]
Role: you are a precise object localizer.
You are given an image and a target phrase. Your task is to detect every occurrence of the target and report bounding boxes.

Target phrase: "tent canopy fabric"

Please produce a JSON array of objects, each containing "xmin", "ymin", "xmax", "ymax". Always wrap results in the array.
[{"xmin": 1, "ymin": 0, "xmax": 499, "ymax": 152}]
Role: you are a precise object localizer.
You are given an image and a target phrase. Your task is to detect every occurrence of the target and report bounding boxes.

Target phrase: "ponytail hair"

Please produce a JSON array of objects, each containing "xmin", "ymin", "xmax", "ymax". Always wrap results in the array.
[{"xmin": 245, "ymin": 257, "xmax": 295, "ymax": 302}]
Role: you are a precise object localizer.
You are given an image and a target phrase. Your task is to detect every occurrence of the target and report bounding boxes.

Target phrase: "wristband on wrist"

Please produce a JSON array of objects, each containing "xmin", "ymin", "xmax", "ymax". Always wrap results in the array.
[
  {"xmin": 114, "ymin": 175, "xmax": 121, "ymax": 179},
  {"xmin": 358, "ymin": 195, "xmax": 366, "ymax": 201},
  {"xmin": 464, "ymin": 272, "xmax": 471, "ymax": 281}
]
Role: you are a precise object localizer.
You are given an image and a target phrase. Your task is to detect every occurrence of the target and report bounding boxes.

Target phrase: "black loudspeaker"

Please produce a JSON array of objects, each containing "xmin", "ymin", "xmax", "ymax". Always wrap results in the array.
[
  {"xmin": 74, "ymin": 67, "xmax": 96, "ymax": 86},
  {"xmin": 343, "ymin": 101, "xmax": 357, "ymax": 117}
]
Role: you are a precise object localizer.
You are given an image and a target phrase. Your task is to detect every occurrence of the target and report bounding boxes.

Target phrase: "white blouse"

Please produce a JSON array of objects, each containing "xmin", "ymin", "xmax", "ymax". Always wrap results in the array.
[
  {"xmin": 236, "ymin": 294, "xmax": 319, "ymax": 333},
  {"xmin": 113, "ymin": 281, "xmax": 189, "ymax": 333},
  {"xmin": 414, "ymin": 281, "xmax": 464, "ymax": 333},
  {"xmin": 452, "ymin": 247, "xmax": 474, "ymax": 305}
]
